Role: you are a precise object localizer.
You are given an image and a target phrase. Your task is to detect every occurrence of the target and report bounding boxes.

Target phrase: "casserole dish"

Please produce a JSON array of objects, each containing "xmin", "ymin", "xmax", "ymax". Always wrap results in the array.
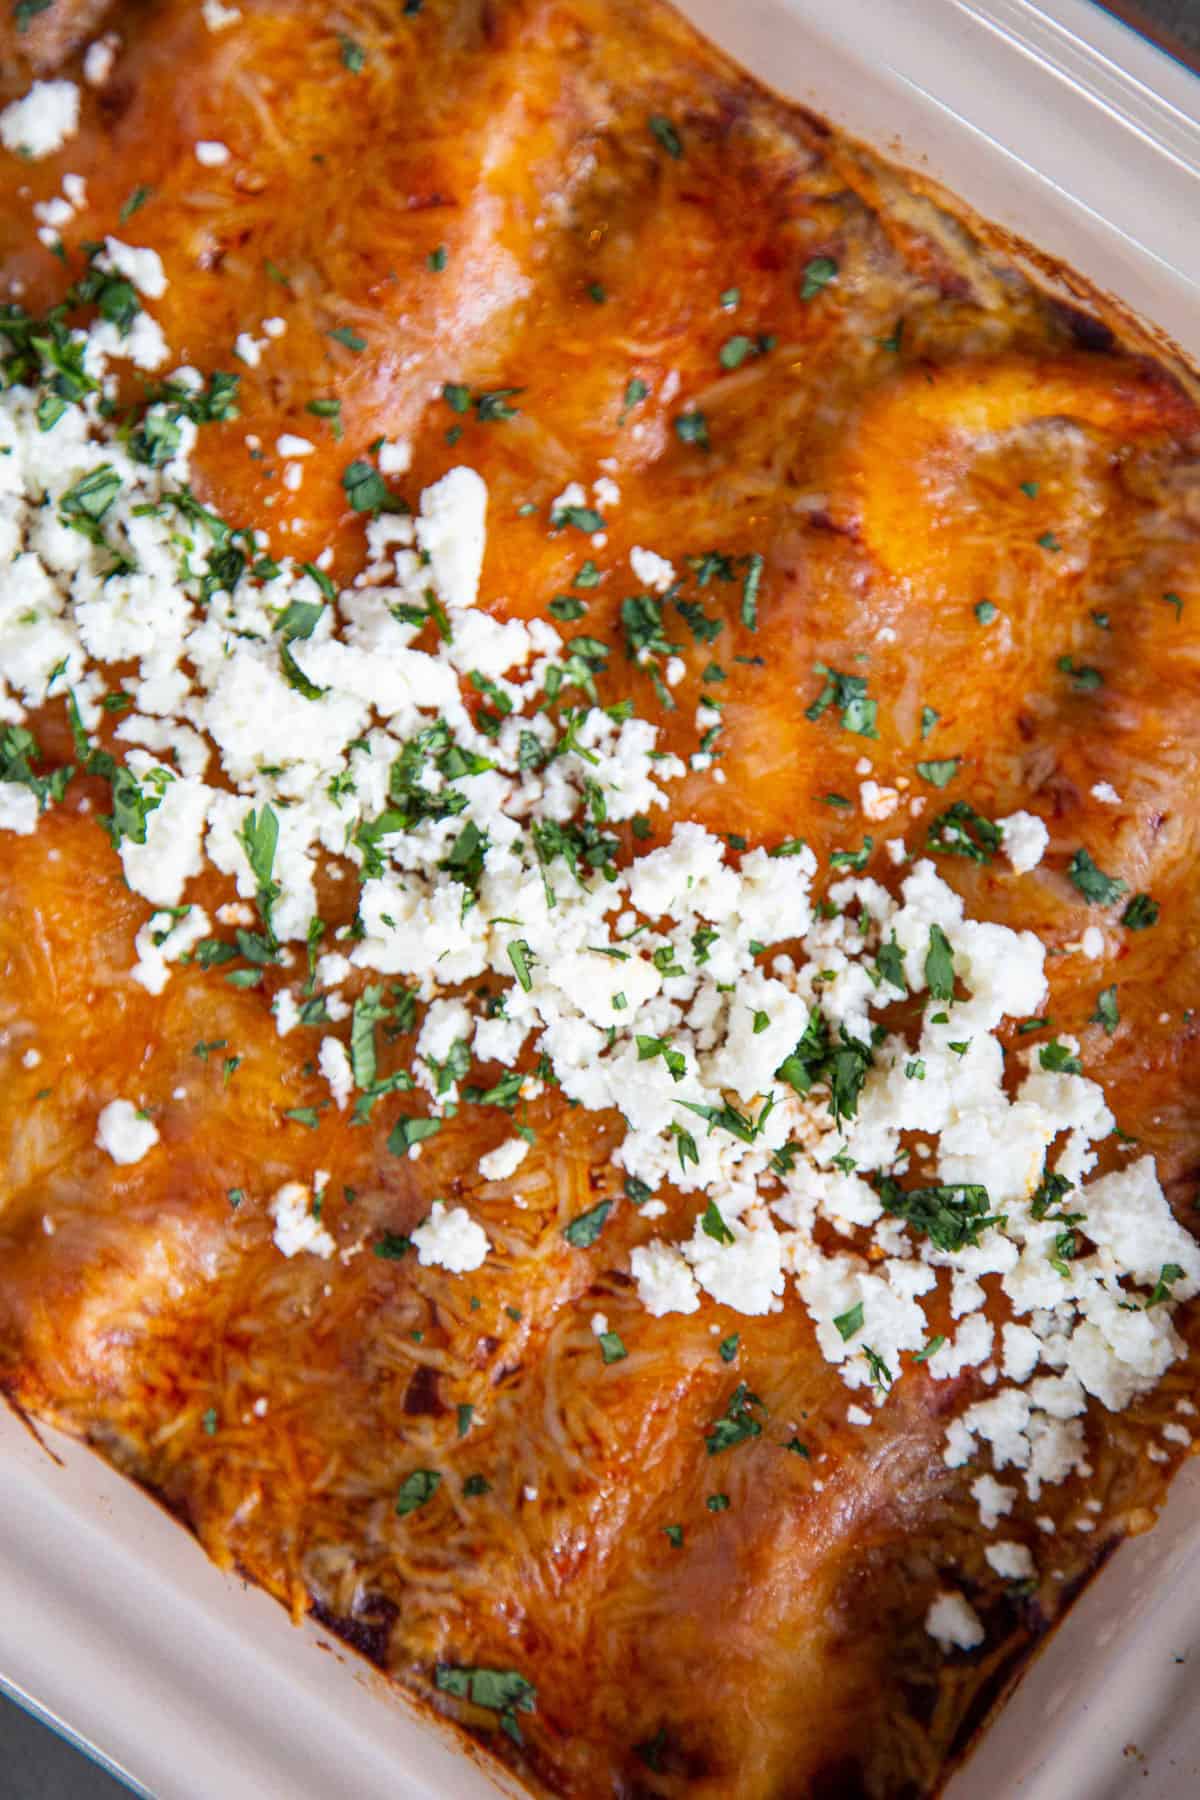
[{"xmin": 1, "ymin": 1, "xmax": 1199, "ymax": 1795}]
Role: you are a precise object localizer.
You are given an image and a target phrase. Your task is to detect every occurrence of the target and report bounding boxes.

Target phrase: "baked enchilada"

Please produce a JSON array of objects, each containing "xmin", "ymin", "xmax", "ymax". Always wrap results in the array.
[{"xmin": 0, "ymin": 2, "xmax": 1198, "ymax": 1795}]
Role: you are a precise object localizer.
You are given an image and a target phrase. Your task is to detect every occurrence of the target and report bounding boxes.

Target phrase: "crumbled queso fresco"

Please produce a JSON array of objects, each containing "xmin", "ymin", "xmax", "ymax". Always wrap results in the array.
[{"xmin": 0, "ymin": 206, "xmax": 1195, "ymax": 1659}]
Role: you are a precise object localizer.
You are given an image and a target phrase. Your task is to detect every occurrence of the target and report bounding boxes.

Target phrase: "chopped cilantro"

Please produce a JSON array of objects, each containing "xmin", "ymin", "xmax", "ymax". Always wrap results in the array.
[
  {"xmin": 1057, "ymin": 654, "xmax": 1103, "ymax": 691},
  {"xmin": 833, "ymin": 1302, "xmax": 864, "ymax": 1341},
  {"xmin": 373, "ymin": 1232, "xmax": 411, "ymax": 1260},
  {"xmin": 674, "ymin": 409, "xmax": 710, "ymax": 449},
  {"xmin": 395, "ymin": 1469, "xmax": 441, "ymax": 1515},
  {"xmin": 648, "ymin": 114, "xmax": 682, "ymax": 158},
  {"xmin": 863, "ymin": 1345, "xmax": 892, "ymax": 1393},
  {"xmin": 0, "ymin": 724, "xmax": 70, "ymax": 811},
  {"xmin": 120, "ymin": 184, "xmax": 153, "ymax": 222},
  {"xmin": 741, "ymin": 552, "xmax": 763, "ymax": 630},
  {"xmin": 1122, "ymin": 893, "xmax": 1159, "ymax": 930},
  {"xmin": 924, "ymin": 923, "xmax": 955, "ymax": 1002},
  {"xmin": 1039, "ymin": 1040, "xmax": 1082, "ymax": 1075},
  {"xmin": 828, "ymin": 838, "xmax": 872, "ymax": 871},
  {"xmin": 619, "ymin": 376, "xmax": 648, "ymax": 425},
  {"xmin": 701, "ymin": 1199, "xmax": 734, "ymax": 1245},
  {"xmin": 1091, "ymin": 984, "xmax": 1119, "ymax": 1034},
  {"xmin": 552, "ymin": 502, "xmax": 605, "ymax": 533},
  {"xmin": 388, "ymin": 1116, "xmax": 442, "ymax": 1153},
  {"xmin": 434, "ymin": 1666, "xmax": 536, "ymax": 1744},
  {"xmin": 704, "ymin": 1382, "xmax": 765, "ymax": 1454},
  {"xmin": 776, "ymin": 1013, "xmax": 873, "ymax": 1126},
  {"xmin": 1068, "ymin": 847, "xmax": 1126, "ymax": 906},
  {"xmin": 805, "ymin": 663, "xmax": 877, "ymax": 737},
  {"xmin": 342, "ymin": 459, "xmax": 402, "ymax": 515},
  {"xmin": 800, "ymin": 255, "xmax": 838, "ymax": 300},
  {"xmin": 305, "ymin": 396, "xmax": 343, "ymax": 438},
  {"xmin": 1146, "ymin": 1263, "xmax": 1185, "ymax": 1309},
  {"xmin": 563, "ymin": 1199, "xmax": 611, "ymax": 1248},
  {"xmin": 507, "ymin": 938, "xmax": 535, "ymax": 991},
  {"xmin": 927, "ymin": 800, "xmax": 1002, "ymax": 864},
  {"xmin": 14, "ymin": 0, "xmax": 53, "ymax": 29},
  {"xmin": 719, "ymin": 334, "xmax": 755, "ymax": 369},
  {"xmin": 875, "ymin": 935, "xmax": 906, "ymax": 992},
  {"xmin": 878, "ymin": 1177, "xmax": 1004, "ymax": 1251},
  {"xmin": 636, "ymin": 1034, "xmax": 687, "ymax": 1081}
]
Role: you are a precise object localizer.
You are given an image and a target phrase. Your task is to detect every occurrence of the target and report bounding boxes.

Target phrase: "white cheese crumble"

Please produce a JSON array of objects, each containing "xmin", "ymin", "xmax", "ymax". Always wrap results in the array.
[
  {"xmin": 274, "ymin": 990, "xmax": 301, "ymax": 1036},
  {"xmin": 0, "ymin": 781, "xmax": 38, "ymax": 834},
  {"xmin": 195, "ymin": 141, "xmax": 231, "ymax": 167},
  {"xmin": 999, "ymin": 810, "xmax": 1049, "ymax": 874},
  {"xmin": 971, "ymin": 1475, "xmax": 1016, "ymax": 1530},
  {"xmin": 414, "ymin": 466, "xmax": 487, "ymax": 610},
  {"xmin": 984, "ymin": 1540, "xmax": 1035, "ymax": 1581},
  {"xmin": 630, "ymin": 1242, "xmax": 700, "ymax": 1315},
  {"xmin": 83, "ymin": 36, "xmax": 120, "ymax": 87},
  {"xmin": 0, "ymin": 82, "xmax": 81, "ymax": 160},
  {"xmin": 925, "ymin": 1591, "xmax": 985, "ymax": 1651},
  {"xmin": 478, "ymin": 1136, "xmax": 530, "ymax": 1182},
  {"xmin": 95, "ymin": 1099, "xmax": 160, "ymax": 1165},
  {"xmin": 100, "ymin": 237, "xmax": 167, "ymax": 300},
  {"xmin": 378, "ymin": 438, "xmax": 412, "ymax": 476},
  {"xmin": 411, "ymin": 1201, "xmax": 490, "ymax": 1273},
  {"xmin": 131, "ymin": 905, "xmax": 211, "ymax": 995},
  {"xmin": 629, "ymin": 546, "xmax": 676, "ymax": 593},
  {"xmin": 318, "ymin": 1035, "xmax": 354, "ymax": 1110},
  {"xmin": 269, "ymin": 1181, "xmax": 335, "ymax": 1259},
  {"xmin": 860, "ymin": 780, "xmax": 900, "ymax": 822}
]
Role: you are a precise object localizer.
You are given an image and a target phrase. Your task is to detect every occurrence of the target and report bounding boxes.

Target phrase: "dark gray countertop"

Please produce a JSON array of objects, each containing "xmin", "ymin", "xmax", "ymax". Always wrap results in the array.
[
  {"xmin": 1102, "ymin": 0, "xmax": 1200, "ymax": 57},
  {"xmin": 2, "ymin": 2, "xmax": 1195, "ymax": 1795}
]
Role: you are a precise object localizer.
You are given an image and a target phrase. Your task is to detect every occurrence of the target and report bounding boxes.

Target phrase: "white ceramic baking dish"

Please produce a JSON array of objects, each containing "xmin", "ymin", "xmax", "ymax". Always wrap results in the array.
[{"xmin": 3, "ymin": 2, "xmax": 1198, "ymax": 1794}]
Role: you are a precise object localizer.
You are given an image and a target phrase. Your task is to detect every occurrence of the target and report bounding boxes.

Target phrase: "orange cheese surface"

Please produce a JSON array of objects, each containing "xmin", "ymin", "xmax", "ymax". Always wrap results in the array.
[{"xmin": 0, "ymin": 3, "xmax": 1199, "ymax": 1796}]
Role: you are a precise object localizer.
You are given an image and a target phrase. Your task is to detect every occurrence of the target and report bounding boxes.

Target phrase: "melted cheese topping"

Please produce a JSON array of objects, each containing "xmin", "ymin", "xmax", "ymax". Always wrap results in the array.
[{"xmin": 0, "ymin": 2, "xmax": 1198, "ymax": 1796}]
